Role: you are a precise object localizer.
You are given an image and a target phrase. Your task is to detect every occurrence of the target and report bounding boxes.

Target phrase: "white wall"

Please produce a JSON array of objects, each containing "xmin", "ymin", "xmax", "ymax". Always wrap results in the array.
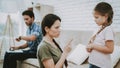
[
  {"xmin": 37, "ymin": 0, "xmax": 120, "ymax": 31},
  {"xmin": 0, "ymin": 0, "xmax": 27, "ymax": 59},
  {"xmin": 0, "ymin": 0, "xmax": 120, "ymax": 59}
]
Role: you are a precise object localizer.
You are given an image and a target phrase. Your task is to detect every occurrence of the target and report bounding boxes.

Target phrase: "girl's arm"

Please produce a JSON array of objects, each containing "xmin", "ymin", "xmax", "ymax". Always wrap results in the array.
[{"xmin": 92, "ymin": 40, "xmax": 114, "ymax": 54}]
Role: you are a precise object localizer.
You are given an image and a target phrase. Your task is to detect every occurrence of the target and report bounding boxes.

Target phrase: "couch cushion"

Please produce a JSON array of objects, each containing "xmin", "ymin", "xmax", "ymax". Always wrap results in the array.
[{"xmin": 23, "ymin": 58, "xmax": 39, "ymax": 67}]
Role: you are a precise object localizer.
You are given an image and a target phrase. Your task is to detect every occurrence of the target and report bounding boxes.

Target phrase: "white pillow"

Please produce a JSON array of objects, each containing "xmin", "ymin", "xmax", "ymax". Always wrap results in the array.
[
  {"xmin": 67, "ymin": 44, "xmax": 89, "ymax": 65},
  {"xmin": 111, "ymin": 45, "xmax": 120, "ymax": 67}
]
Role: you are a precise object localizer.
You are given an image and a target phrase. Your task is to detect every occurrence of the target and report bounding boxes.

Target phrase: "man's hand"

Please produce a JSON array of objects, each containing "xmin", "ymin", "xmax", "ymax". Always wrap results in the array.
[
  {"xmin": 10, "ymin": 46, "xmax": 20, "ymax": 51},
  {"xmin": 16, "ymin": 36, "xmax": 21, "ymax": 42}
]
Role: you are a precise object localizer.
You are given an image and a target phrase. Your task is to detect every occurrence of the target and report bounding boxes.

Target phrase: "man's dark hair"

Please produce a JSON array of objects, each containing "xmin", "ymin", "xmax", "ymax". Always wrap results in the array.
[{"xmin": 22, "ymin": 10, "xmax": 35, "ymax": 19}]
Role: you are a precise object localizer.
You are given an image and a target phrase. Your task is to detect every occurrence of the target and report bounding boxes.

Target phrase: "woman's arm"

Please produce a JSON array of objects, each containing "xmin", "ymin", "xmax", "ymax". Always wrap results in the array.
[
  {"xmin": 43, "ymin": 52, "xmax": 68, "ymax": 68},
  {"xmin": 43, "ymin": 59, "xmax": 55, "ymax": 68},
  {"xmin": 42, "ymin": 40, "xmax": 72, "ymax": 68}
]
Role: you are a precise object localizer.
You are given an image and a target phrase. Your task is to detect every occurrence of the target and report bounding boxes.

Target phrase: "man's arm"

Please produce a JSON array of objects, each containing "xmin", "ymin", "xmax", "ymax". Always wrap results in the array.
[
  {"xmin": 11, "ymin": 43, "xmax": 28, "ymax": 50},
  {"xmin": 18, "ymin": 43, "xmax": 28, "ymax": 49},
  {"xmin": 20, "ymin": 35, "xmax": 36, "ymax": 41},
  {"xmin": 16, "ymin": 35, "xmax": 36, "ymax": 42}
]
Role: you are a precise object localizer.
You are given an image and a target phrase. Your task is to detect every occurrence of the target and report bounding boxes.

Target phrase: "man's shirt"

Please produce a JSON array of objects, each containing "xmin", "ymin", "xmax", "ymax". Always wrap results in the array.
[{"xmin": 26, "ymin": 22, "xmax": 42, "ymax": 53}]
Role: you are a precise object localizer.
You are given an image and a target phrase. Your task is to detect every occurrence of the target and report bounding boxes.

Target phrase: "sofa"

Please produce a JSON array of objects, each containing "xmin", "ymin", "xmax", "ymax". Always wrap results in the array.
[{"xmin": 18, "ymin": 30, "xmax": 120, "ymax": 68}]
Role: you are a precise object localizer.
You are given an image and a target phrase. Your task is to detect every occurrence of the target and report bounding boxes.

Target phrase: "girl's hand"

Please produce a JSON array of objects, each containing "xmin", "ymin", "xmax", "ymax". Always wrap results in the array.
[{"xmin": 86, "ymin": 43, "xmax": 93, "ymax": 53}]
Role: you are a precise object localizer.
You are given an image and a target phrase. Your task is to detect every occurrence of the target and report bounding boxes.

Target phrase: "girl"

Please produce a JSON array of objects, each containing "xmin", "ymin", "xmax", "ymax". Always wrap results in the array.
[
  {"xmin": 86, "ymin": 2, "xmax": 114, "ymax": 68},
  {"xmin": 37, "ymin": 14, "xmax": 72, "ymax": 68}
]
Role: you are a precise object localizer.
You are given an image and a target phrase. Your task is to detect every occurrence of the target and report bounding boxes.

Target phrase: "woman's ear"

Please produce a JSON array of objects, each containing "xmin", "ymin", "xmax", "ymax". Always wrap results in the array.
[{"xmin": 45, "ymin": 26, "xmax": 49, "ymax": 33}]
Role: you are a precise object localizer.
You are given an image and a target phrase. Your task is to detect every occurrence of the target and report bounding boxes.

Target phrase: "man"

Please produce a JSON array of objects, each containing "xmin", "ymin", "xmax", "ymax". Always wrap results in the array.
[{"xmin": 3, "ymin": 10, "xmax": 43, "ymax": 68}]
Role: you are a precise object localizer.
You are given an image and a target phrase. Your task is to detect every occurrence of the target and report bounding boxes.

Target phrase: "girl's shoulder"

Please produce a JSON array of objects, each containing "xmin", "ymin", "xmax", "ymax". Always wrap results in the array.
[
  {"xmin": 105, "ymin": 26, "xmax": 112, "ymax": 29},
  {"xmin": 104, "ymin": 26, "xmax": 114, "ymax": 32},
  {"xmin": 103, "ymin": 26, "xmax": 115, "ymax": 35}
]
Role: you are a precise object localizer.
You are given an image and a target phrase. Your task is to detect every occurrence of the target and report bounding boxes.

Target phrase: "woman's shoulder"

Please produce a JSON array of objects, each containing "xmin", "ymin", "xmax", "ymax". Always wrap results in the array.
[
  {"xmin": 39, "ymin": 40, "xmax": 47, "ymax": 47},
  {"xmin": 39, "ymin": 41, "xmax": 49, "ymax": 48}
]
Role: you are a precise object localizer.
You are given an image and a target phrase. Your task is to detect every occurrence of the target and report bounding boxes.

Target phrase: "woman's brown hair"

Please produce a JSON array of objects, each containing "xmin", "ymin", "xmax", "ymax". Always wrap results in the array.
[{"xmin": 41, "ymin": 14, "xmax": 68, "ymax": 67}]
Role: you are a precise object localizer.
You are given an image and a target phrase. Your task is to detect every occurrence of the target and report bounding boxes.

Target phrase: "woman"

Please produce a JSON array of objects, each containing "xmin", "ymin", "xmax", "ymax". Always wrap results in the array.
[{"xmin": 37, "ymin": 14, "xmax": 72, "ymax": 68}]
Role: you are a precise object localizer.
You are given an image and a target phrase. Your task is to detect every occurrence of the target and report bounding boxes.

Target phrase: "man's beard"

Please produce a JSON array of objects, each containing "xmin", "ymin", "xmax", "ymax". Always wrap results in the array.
[{"xmin": 25, "ymin": 22, "xmax": 32, "ymax": 26}]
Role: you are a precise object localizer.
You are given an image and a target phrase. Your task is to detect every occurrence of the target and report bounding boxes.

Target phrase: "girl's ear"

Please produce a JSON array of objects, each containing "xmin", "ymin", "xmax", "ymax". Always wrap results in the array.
[
  {"xmin": 45, "ymin": 26, "xmax": 49, "ymax": 33},
  {"xmin": 105, "ymin": 14, "xmax": 108, "ymax": 20}
]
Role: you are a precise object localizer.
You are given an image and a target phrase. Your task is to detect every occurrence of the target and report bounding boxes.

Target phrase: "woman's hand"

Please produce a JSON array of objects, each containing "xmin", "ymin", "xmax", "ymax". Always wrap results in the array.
[{"xmin": 63, "ymin": 39, "xmax": 73, "ymax": 54}]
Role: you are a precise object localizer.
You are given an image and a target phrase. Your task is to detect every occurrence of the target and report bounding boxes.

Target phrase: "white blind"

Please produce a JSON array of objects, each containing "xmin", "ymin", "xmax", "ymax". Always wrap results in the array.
[{"xmin": 38, "ymin": 0, "xmax": 120, "ymax": 31}]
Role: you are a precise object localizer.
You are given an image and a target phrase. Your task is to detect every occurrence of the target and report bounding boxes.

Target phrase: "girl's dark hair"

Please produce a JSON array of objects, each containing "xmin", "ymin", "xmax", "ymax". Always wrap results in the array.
[
  {"xmin": 89, "ymin": 2, "xmax": 114, "ymax": 43},
  {"xmin": 94, "ymin": 2, "xmax": 113, "ymax": 27},
  {"xmin": 41, "ymin": 14, "xmax": 61, "ymax": 36},
  {"xmin": 22, "ymin": 10, "xmax": 35, "ymax": 19}
]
